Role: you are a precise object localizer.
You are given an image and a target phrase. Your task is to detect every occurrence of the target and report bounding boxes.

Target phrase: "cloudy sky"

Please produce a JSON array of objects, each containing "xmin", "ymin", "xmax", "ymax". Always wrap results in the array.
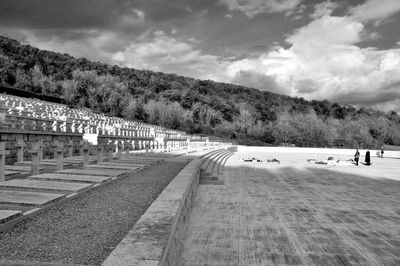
[{"xmin": 1, "ymin": 0, "xmax": 400, "ymax": 112}]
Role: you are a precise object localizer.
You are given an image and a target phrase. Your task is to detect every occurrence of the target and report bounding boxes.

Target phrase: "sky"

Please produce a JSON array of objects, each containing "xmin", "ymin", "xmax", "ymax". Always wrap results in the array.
[{"xmin": 1, "ymin": 0, "xmax": 400, "ymax": 112}]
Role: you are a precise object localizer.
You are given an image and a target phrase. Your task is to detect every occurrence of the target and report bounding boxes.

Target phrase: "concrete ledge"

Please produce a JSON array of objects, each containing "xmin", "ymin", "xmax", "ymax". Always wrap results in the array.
[{"xmin": 102, "ymin": 158, "xmax": 203, "ymax": 266}]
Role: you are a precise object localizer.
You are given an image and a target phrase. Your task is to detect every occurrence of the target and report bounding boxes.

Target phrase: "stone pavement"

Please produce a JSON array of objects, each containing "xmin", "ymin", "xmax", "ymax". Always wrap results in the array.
[{"xmin": 179, "ymin": 147, "xmax": 400, "ymax": 265}]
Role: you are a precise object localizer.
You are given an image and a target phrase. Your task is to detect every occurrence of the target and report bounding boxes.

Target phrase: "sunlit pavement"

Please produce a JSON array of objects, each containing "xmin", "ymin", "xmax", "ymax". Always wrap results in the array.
[{"xmin": 179, "ymin": 146, "xmax": 400, "ymax": 265}]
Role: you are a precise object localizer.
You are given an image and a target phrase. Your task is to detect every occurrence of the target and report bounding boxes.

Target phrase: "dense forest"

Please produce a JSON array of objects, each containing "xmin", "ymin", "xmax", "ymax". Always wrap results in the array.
[{"xmin": 1, "ymin": 35, "xmax": 400, "ymax": 148}]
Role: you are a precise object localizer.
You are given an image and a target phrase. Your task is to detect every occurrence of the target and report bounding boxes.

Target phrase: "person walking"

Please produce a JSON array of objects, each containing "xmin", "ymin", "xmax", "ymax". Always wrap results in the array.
[
  {"xmin": 365, "ymin": 150, "xmax": 371, "ymax": 166},
  {"xmin": 354, "ymin": 149, "xmax": 360, "ymax": 166},
  {"xmin": 380, "ymin": 146, "xmax": 384, "ymax": 158}
]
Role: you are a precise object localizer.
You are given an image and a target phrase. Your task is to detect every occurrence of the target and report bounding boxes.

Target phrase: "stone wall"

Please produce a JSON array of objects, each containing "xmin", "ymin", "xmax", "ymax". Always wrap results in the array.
[
  {"xmin": 159, "ymin": 159, "xmax": 201, "ymax": 266},
  {"xmin": 0, "ymin": 130, "xmax": 82, "ymax": 164},
  {"xmin": 102, "ymin": 158, "xmax": 203, "ymax": 266}
]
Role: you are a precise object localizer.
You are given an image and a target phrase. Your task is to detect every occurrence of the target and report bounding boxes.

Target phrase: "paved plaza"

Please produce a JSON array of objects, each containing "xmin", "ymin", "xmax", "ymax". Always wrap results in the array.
[{"xmin": 180, "ymin": 147, "xmax": 400, "ymax": 265}]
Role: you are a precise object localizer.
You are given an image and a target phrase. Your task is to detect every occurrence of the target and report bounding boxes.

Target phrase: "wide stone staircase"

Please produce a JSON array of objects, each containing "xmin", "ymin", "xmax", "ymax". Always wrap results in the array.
[{"xmin": 199, "ymin": 148, "xmax": 234, "ymax": 185}]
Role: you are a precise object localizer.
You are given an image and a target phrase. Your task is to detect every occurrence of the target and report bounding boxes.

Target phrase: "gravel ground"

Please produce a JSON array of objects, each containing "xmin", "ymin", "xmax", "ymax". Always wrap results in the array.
[{"xmin": 0, "ymin": 159, "xmax": 188, "ymax": 265}]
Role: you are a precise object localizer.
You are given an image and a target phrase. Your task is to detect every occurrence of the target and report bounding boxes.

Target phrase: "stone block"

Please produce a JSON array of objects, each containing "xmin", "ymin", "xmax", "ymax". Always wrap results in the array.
[{"xmin": 0, "ymin": 190, "xmax": 65, "ymax": 207}]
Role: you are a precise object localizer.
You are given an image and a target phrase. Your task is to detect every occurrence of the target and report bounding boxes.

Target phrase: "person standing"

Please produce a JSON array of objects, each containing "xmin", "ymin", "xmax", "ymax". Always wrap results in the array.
[
  {"xmin": 380, "ymin": 146, "xmax": 384, "ymax": 158},
  {"xmin": 365, "ymin": 150, "xmax": 371, "ymax": 166},
  {"xmin": 354, "ymin": 149, "xmax": 360, "ymax": 166}
]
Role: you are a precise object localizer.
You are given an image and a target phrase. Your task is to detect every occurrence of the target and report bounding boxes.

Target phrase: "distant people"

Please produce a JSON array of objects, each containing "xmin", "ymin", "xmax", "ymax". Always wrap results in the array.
[
  {"xmin": 365, "ymin": 151, "xmax": 371, "ymax": 166},
  {"xmin": 380, "ymin": 146, "xmax": 384, "ymax": 158},
  {"xmin": 240, "ymin": 157, "xmax": 279, "ymax": 163},
  {"xmin": 354, "ymin": 149, "xmax": 360, "ymax": 166}
]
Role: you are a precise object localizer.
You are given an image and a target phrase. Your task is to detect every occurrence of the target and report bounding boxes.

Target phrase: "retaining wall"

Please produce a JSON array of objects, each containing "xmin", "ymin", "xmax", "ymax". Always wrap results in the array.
[{"xmin": 102, "ymin": 158, "xmax": 203, "ymax": 266}]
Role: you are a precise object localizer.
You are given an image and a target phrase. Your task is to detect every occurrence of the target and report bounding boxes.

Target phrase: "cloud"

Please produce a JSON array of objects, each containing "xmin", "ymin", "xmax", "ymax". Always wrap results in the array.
[
  {"xmin": 1, "ymin": 27, "xmax": 130, "ymax": 64},
  {"xmin": 219, "ymin": 0, "xmax": 302, "ymax": 17},
  {"xmin": 230, "ymin": 70, "xmax": 287, "ymax": 94},
  {"xmin": 310, "ymin": 1, "xmax": 339, "ymax": 19},
  {"xmin": 349, "ymin": 0, "xmax": 400, "ymax": 23},
  {"xmin": 224, "ymin": 13, "xmax": 400, "ymax": 112},
  {"xmin": 111, "ymin": 31, "xmax": 229, "ymax": 81},
  {"xmin": 295, "ymin": 79, "xmax": 320, "ymax": 94},
  {"xmin": 0, "ymin": 0, "xmax": 126, "ymax": 30}
]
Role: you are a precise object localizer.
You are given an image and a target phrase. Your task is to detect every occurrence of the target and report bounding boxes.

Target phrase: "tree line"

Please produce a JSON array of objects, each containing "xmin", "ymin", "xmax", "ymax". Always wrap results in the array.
[{"xmin": 1, "ymin": 35, "xmax": 400, "ymax": 148}]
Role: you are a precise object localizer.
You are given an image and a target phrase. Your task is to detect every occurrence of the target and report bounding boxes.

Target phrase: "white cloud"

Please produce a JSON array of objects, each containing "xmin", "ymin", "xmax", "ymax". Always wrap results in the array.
[
  {"xmin": 349, "ymin": 0, "xmax": 400, "ymax": 23},
  {"xmin": 112, "ymin": 31, "xmax": 229, "ymax": 81},
  {"xmin": 310, "ymin": 1, "xmax": 339, "ymax": 19},
  {"xmin": 224, "ymin": 14, "xmax": 400, "ymax": 112},
  {"xmin": 288, "ymin": 16, "xmax": 364, "ymax": 46},
  {"xmin": 219, "ymin": 0, "xmax": 302, "ymax": 17}
]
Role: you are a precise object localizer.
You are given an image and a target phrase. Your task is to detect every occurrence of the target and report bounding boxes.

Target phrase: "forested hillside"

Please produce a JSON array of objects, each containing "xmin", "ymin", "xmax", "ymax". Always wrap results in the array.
[{"xmin": 1, "ymin": 35, "xmax": 399, "ymax": 148}]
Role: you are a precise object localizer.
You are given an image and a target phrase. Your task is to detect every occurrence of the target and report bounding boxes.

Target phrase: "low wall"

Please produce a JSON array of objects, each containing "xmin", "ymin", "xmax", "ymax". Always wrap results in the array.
[
  {"xmin": 238, "ymin": 146, "xmax": 400, "ymax": 159},
  {"xmin": 0, "ymin": 130, "xmax": 82, "ymax": 164},
  {"xmin": 102, "ymin": 158, "xmax": 203, "ymax": 266}
]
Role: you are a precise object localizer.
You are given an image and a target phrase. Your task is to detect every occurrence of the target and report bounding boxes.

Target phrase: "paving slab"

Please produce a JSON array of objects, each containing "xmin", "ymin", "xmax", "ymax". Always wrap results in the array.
[
  {"xmin": 5, "ymin": 171, "xmax": 20, "ymax": 176},
  {"xmin": 14, "ymin": 161, "xmax": 73, "ymax": 167},
  {"xmin": 0, "ymin": 210, "xmax": 22, "ymax": 224},
  {"xmin": 6, "ymin": 165, "xmax": 45, "ymax": 172},
  {"xmin": 30, "ymin": 173, "xmax": 111, "ymax": 183},
  {"xmin": 61, "ymin": 157, "xmax": 97, "ymax": 163},
  {"xmin": 0, "ymin": 190, "xmax": 65, "ymax": 207},
  {"xmin": 56, "ymin": 168, "xmax": 126, "ymax": 177},
  {"xmin": 115, "ymin": 160, "xmax": 158, "ymax": 164},
  {"xmin": 84, "ymin": 164, "xmax": 139, "ymax": 170},
  {"xmin": 118, "ymin": 158, "xmax": 161, "ymax": 163},
  {"xmin": 0, "ymin": 179, "xmax": 91, "ymax": 193},
  {"xmin": 96, "ymin": 162, "xmax": 147, "ymax": 167}
]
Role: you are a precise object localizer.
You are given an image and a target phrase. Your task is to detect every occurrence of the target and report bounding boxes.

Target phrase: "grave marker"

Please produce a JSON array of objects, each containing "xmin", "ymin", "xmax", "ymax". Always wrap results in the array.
[
  {"xmin": 16, "ymin": 136, "xmax": 24, "ymax": 162},
  {"xmin": 108, "ymin": 141, "xmax": 114, "ymax": 161},
  {"xmin": 31, "ymin": 142, "xmax": 40, "ymax": 175},
  {"xmin": 83, "ymin": 141, "xmax": 89, "ymax": 166},
  {"xmin": 117, "ymin": 140, "xmax": 123, "ymax": 159},
  {"xmin": 0, "ymin": 142, "xmax": 10, "ymax": 182},
  {"xmin": 56, "ymin": 141, "xmax": 64, "ymax": 171},
  {"xmin": 67, "ymin": 140, "xmax": 73, "ymax": 157},
  {"xmin": 97, "ymin": 141, "xmax": 103, "ymax": 163}
]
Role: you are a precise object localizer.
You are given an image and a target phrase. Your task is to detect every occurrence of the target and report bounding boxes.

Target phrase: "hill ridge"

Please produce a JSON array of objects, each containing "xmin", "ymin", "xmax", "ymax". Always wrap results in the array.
[{"xmin": 1, "ymin": 35, "xmax": 399, "ymax": 147}]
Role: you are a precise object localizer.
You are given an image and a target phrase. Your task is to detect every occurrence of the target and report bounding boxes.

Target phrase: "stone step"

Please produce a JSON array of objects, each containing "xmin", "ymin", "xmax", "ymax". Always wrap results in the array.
[
  {"xmin": 30, "ymin": 173, "xmax": 111, "ymax": 183},
  {"xmin": 96, "ymin": 162, "xmax": 147, "ymax": 167},
  {"xmin": 199, "ymin": 179, "xmax": 224, "ymax": 185},
  {"xmin": 0, "ymin": 190, "xmax": 65, "ymax": 207},
  {"xmin": 56, "ymin": 168, "xmax": 126, "ymax": 177},
  {"xmin": 6, "ymin": 165, "xmax": 45, "ymax": 172},
  {"xmin": 5, "ymin": 171, "xmax": 21, "ymax": 176},
  {"xmin": 115, "ymin": 159, "xmax": 159, "ymax": 164},
  {"xmin": 0, "ymin": 210, "xmax": 22, "ymax": 224},
  {"xmin": 0, "ymin": 179, "xmax": 92, "ymax": 193},
  {"xmin": 14, "ymin": 161, "xmax": 73, "ymax": 167},
  {"xmin": 84, "ymin": 164, "xmax": 139, "ymax": 170},
  {"xmin": 61, "ymin": 157, "xmax": 98, "ymax": 164},
  {"xmin": 118, "ymin": 157, "xmax": 161, "ymax": 161}
]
